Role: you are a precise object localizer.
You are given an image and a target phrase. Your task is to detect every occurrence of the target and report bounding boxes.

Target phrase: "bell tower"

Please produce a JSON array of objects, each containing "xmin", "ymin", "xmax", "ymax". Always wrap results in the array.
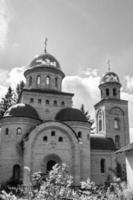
[{"xmin": 94, "ymin": 71, "xmax": 129, "ymax": 149}]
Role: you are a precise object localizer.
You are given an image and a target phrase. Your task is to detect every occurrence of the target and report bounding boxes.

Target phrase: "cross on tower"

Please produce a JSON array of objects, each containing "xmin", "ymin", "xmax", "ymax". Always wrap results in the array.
[
  {"xmin": 107, "ymin": 59, "xmax": 111, "ymax": 72},
  {"xmin": 44, "ymin": 38, "xmax": 48, "ymax": 53}
]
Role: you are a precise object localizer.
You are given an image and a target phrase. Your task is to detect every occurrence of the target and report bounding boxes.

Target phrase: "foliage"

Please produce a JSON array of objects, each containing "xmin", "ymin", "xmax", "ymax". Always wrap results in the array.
[
  {"xmin": 80, "ymin": 104, "xmax": 94, "ymax": 127},
  {"xmin": 15, "ymin": 81, "xmax": 25, "ymax": 101}
]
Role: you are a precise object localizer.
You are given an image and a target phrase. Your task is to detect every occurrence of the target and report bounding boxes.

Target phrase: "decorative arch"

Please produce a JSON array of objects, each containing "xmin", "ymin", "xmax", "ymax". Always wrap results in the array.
[
  {"xmin": 110, "ymin": 107, "xmax": 124, "ymax": 116},
  {"xmin": 97, "ymin": 109, "xmax": 104, "ymax": 133}
]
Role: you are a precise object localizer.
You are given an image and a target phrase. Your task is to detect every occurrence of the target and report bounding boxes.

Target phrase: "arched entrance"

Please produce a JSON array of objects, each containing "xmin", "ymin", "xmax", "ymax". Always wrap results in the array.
[{"xmin": 46, "ymin": 160, "xmax": 57, "ymax": 172}]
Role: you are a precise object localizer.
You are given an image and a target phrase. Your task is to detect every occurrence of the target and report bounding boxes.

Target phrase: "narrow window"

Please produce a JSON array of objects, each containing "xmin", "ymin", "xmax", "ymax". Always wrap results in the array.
[
  {"xmin": 106, "ymin": 88, "xmax": 109, "ymax": 96},
  {"xmin": 113, "ymin": 88, "xmax": 117, "ymax": 96},
  {"xmin": 101, "ymin": 159, "xmax": 105, "ymax": 173},
  {"xmin": 99, "ymin": 119, "xmax": 102, "ymax": 131},
  {"xmin": 38, "ymin": 99, "xmax": 42, "ymax": 104},
  {"xmin": 46, "ymin": 99, "xmax": 49, "ymax": 105},
  {"xmin": 51, "ymin": 131, "xmax": 55, "ymax": 136},
  {"xmin": 5, "ymin": 128, "xmax": 9, "ymax": 135},
  {"xmin": 13, "ymin": 165, "xmax": 20, "ymax": 181},
  {"xmin": 54, "ymin": 100, "xmax": 57, "ymax": 106},
  {"xmin": 29, "ymin": 76, "xmax": 32, "ymax": 87},
  {"xmin": 30, "ymin": 98, "xmax": 34, "ymax": 103},
  {"xmin": 115, "ymin": 135, "xmax": 120, "ymax": 149},
  {"xmin": 37, "ymin": 75, "xmax": 41, "ymax": 85},
  {"xmin": 43, "ymin": 136, "xmax": 47, "ymax": 141},
  {"xmin": 46, "ymin": 76, "xmax": 50, "ymax": 86},
  {"xmin": 59, "ymin": 137, "xmax": 63, "ymax": 142},
  {"xmin": 114, "ymin": 118, "xmax": 120, "ymax": 130},
  {"xmin": 78, "ymin": 131, "xmax": 82, "ymax": 138},
  {"xmin": 55, "ymin": 77, "xmax": 58, "ymax": 88},
  {"xmin": 61, "ymin": 101, "xmax": 65, "ymax": 106},
  {"xmin": 17, "ymin": 128, "xmax": 22, "ymax": 135}
]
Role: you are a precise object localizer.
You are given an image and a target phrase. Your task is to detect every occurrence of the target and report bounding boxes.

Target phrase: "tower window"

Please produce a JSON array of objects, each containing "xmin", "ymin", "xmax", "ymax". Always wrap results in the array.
[
  {"xmin": 43, "ymin": 136, "xmax": 47, "ymax": 141},
  {"xmin": 61, "ymin": 101, "xmax": 65, "ymax": 106},
  {"xmin": 17, "ymin": 128, "xmax": 22, "ymax": 135},
  {"xmin": 113, "ymin": 88, "xmax": 117, "ymax": 96},
  {"xmin": 38, "ymin": 99, "xmax": 42, "ymax": 104},
  {"xmin": 55, "ymin": 77, "xmax": 58, "ymax": 88},
  {"xmin": 30, "ymin": 98, "xmax": 34, "ymax": 103},
  {"xmin": 78, "ymin": 131, "xmax": 82, "ymax": 138},
  {"xmin": 5, "ymin": 128, "xmax": 9, "ymax": 135},
  {"xmin": 58, "ymin": 137, "xmax": 63, "ymax": 142},
  {"xmin": 51, "ymin": 131, "xmax": 55, "ymax": 136},
  {"xmin": 100, "ymin": 159, "xmax": 106, "ymax": 173},
  {"xmin": 46, "ymin": 76, "xmax": 50, "ymax": 86},
  {"xmin": 115, "ymin": 135, "xmax": 120, "ymax": 149},
  {"xmin": 114, "ymin": 118, "xmax": 120, "ymax": 130},
  {"xmin": 29, "ymin": 76, "xmax": 32, "ymax": 87},
  {"xmin": 54, "ymin": 100, "xmax": 57, "ymax": 106},
  {"xmin": 99, "ymin": 119, "xmax": 102, "ymax": 131},
  {"xmin": 97, "ymin": 110, "xmax": 104, "ymax": 133},
  {"xmin": 106, "ymin": 88, "xmax": 109, "ymax": 96},
  {"xmin": 46, "ymin": 99, "xmax": 50, "ymax": 105},
  {"xmin": 37, "ymin": 75, "xmax": 41, "ymax": 85}
]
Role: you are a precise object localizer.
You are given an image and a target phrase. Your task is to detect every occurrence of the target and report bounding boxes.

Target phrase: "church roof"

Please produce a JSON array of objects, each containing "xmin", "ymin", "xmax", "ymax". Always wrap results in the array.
[
  {"xmin": 100, "ymin": 72, "xmax": 120, "ymax": 85},
  {"xmin": 55, "ymin": 107, "xmax": 88, "ymax": 122},
  {"xmin": 29, "ymin": 53, "xmax": 61, "ymax": 69},
  {"xmin": 90, "ymin": 136, "xmax": 115, "ymax": 151},
  {"xmin": 4, "ymin": 103, "xmax": 40, "ymax": 120}
]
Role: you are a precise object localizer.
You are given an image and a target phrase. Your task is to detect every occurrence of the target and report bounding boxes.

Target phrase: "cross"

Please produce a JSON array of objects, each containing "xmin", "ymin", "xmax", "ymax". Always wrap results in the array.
[
  {"xmin": 107, "ymin": 59, "xmax": 111, "ymax": 72},
  {"xmin": 44, "ymin": 37, "xmax": 48, "ymax": 53}
]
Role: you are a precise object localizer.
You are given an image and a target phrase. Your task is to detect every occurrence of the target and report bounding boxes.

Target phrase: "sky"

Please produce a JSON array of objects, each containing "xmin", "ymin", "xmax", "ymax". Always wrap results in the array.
[{"xmin": 0, "ymin": 0, "xmax": 133, "ymax": 140}]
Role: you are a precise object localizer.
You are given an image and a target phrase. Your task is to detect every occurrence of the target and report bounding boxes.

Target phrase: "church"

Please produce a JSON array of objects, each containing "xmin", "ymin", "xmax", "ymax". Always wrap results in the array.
[{"xmin": 0, "ymin": 46, "xmax": 130, "ymax": 186}]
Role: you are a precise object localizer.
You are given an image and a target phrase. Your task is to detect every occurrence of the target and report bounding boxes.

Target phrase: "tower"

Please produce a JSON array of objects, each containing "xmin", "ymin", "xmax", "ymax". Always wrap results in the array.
[{"xmin": 94, "ymin": 71, "xmax": 129, "ymax": 149}]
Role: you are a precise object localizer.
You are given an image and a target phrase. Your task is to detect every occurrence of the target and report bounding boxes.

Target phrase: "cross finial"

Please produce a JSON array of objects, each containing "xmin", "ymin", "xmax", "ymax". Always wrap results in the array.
[
  {"xmin": 107, "ymin": 59, "xmax": 111, "ymax": 72},
  {"xmin": 44, "ymin": 37, "xmax": 48, "ymax": 53}
]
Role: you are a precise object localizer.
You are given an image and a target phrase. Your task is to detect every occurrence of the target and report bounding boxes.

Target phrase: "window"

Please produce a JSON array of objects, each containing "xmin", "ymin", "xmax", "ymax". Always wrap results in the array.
[
  {"xmin": 37, "ymin": 75, "xmax": 41, "ymax": 85},
  {"xmin": 51, "ymin": 131, "xmax": 55, "ymax": 136},
  {"xmin": 54, "ymin": 100, "xmax": 57, "ymax": 106},
  {"xmin": 29, "ymin": 76, "xmax": 32, "ymax": 87},
  {"xmin": 13, "ymin": 165, "xmax": 20, "ymax": 181},
  {"xmin": 38, "ymin": 99, "xmax": 42, "ymax": 104},
  {"xmin": 61, "ymin": 101, "xmax": 65, "ymax": 106},
  {"xmin": 46, "ymin": 76, "xmax": 50, "ymax": 86},
  {"xmin": 17, "ymin": 128, "xmax": 22, "ymax": 135},
  {"xmin": 59, "ymin": 137, "xmax": 63, "ymax": 142},
  {"xmin": 78, "ymin": 131, "xmax": 82, "ymax": 138},
  {"xmin": 115, "ymin": 135, "xmax": 120, "ymax": 149},
  {"xmin": 114, "ymin": 118, "xmax": 120, "ymax": 130},
  {"xmin": 5, "ymin": 128, "xmax": 9, "ymax": 135},
  {"xmin": 106, "ymin": 88, "xmax": 109, "ymax": 96},
  {"xmin": 97, "ymin": 110, "xmax": 103, "ymax": 132},
  {"xmin": 55, "ymin": 77, "xmax": 58, "ymax": 88},
  {"xmin": 43, "ymin": 136, "xmax": 47, "ymax": 141},
  {"xmin": 101, "ymin": 159, "xmax": 106, "ymax": 173},
  {"xmin": 113, "ymin": 88, "xmax": 117, "ymax": 96},
  {"xmin": 99, "ymin": 119, "xmax": 102, "ymax": 132},
  {"xmin": 30, "ymin": 98, "xmax": 34, "ymax": 103},
  {"xmin": 46, "ymin": 99, "xmax": 49, "ymax": 105}
]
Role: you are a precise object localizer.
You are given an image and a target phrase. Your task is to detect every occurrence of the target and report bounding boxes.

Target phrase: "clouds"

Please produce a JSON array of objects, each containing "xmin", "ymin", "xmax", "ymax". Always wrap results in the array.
[{"xmin": 0, "ymin": 0, "xmax": 10, "ymax": 48}]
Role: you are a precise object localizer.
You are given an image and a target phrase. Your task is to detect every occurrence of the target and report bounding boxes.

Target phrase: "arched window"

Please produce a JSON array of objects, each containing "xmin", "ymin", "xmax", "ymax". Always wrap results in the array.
[
  {"xmin": 5, "ymin": 128, "xmax": 9, "ymax": 135},
  {"xmin": 55, "ymin": 77, "xmax": 58, "ymax": 88},
  {"xmin": 43, "ymin": 136, "xmax": 47, "ymax": 141},
  {"xmin": 78, "ymin": 131, "xmax": 82, "ymax": 138},
  {"xmin": 30, "ymin": 98, "xmax": 34, "ymax": 103},
  {"xmin": 97, "ymin": 110, "xmax": 104, "ymax": 133},
  {"xmin": 51, "ymin": 131, "xmax": 55, "ymax": 136},
  {"xmin": 100, "ymin": 159, "xmax": 106, "ymax": 173},
  {"xmin": 17, "ymin": 127, "xmax": 22, "ymax": 135},
  {"xmin": 61, "ymin": 101, "xmax": 65, "ymax": 106},
  {"xmin": 113, "ymin": 88, "xmax": 117, "ymax": 96},
  {"xmin": 114, "ymin": 118, "xmax": 120, "ymax": 130},
  {"xmin": 54, "ymin": 100, "xmax": 57, "ymax": 106},
  {"xmin": 46, "ymin": 99, "xmax": 50, "ymax": 105},
  {"xmin": 46, "ymin": 76, "xmax": 50, "ymax": 86},
  {"xmin": 13, "ymin": 165, "xmax": 20, "ymax": 181},
  {"xmin": 37, "ymin": 75, "xmax": 41, "ymax": 85},
  {"xmin": 58, "ymin": 137, "xmax": 63, "ymax": 142},
  {"xmin": 38, "ymin": 99, "xmax": 42, "ymax": 104},
  {"xmin": 99, "ymin": 119, "xmax": 102, "ymax": 132},
  {"xmin": 106, "ymin": 88, "xmax": 109, "ymax": 96},
  {"xmin": 29, "ymin": 76, "xmax": 32, "ymax": 87},
  {"xmin": 115, "ymin": 135, "xmax": 120, "ymax": 149}
]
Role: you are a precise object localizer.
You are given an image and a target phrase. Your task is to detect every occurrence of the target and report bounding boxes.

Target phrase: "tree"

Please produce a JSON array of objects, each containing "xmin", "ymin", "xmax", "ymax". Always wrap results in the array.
[
  {"xmin": 16, "ymin": 81, "xmax": 25, "ymax": 100},
  {"xmin": 80, "ymin": 104, "xmax": 94, "ymax": 126}
]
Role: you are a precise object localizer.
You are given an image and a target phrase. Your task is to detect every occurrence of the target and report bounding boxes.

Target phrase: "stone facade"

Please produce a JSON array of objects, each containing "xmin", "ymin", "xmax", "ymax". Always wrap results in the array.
[{"xmin": 0, "ymin": 51, "xmax": 130, "ymax": 186}]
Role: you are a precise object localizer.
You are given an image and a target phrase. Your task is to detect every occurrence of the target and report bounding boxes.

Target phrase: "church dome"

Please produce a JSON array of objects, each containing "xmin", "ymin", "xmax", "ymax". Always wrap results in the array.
[
  {"xmin": 4, "ymin": 103, "xmax": 40, "ymax": 120},
  {"xmin": 100, "ymin": 72, "xmax": 120, "ymax": 85},
  {"xmin": 29, "ymin": 53, "xmax": 61, "ymax": 69},
  {"xmin": 55, "ymin": 107, "xmax": 88, "ymax": 122}
]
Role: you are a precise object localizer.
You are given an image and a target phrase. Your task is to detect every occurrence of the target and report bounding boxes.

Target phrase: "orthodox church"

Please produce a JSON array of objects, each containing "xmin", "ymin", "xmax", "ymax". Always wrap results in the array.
[{"xmin": 0, "ymin": 46, "xmax": 130, "ymax": 186}]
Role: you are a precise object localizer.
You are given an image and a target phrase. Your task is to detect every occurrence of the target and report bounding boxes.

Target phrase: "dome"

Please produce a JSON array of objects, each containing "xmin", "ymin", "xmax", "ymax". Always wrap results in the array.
[
  {"xmin": 55, "ymin": 107, "xmax": 88, "ymax": 122},
  {"xmin": 29, "ymin": 53, "xmax": 61, "ymax": 69},
  {"xmin": 4, "ymin": 103, "xmax": 40, "ymax": 120},
  {"xmin": 100, "ymin": 72, "xmax": 120, "ymax": 85}
]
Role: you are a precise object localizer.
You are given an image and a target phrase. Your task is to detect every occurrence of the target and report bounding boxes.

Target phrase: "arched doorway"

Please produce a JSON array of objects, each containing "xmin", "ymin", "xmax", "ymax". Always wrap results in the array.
[{"xmin": 46, "ymin": 160, "xmax": 57, "ymax": 172}]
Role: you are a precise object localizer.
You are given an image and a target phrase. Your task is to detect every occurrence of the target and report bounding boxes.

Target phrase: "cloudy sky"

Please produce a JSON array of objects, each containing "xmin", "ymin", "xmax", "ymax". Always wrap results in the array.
[{"xmin": 0, "ymin": 0, "xmax": 133, "ymax": 140}]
